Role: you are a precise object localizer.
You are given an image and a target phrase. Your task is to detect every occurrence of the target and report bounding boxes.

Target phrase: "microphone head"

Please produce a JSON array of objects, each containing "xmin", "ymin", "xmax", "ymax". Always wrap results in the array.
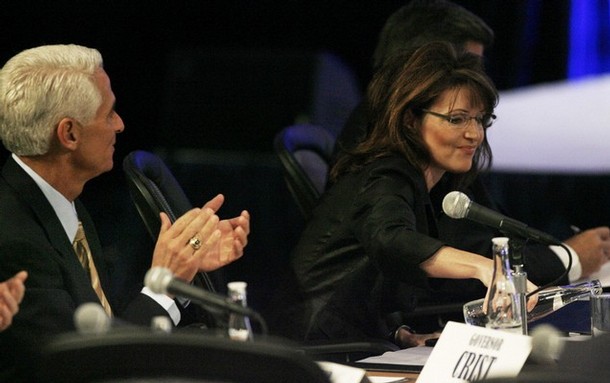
[
  {"xmin": 144, "ymin": 267, "xmax": 173, "ymax": 294},
  {"xmin": 530, "ymin": 324, "xmax": 564, "ymax": 364},
  {"xmin": 74, "ymin": 302, "xmax": 111, "ymax": 335},
  {"xmin": 442, "ymin": 191, "xmax": 471, "ymax": 219}
]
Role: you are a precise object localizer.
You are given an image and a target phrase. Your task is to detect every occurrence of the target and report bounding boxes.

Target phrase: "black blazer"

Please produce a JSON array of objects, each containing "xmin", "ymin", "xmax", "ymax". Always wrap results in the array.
[
  {"xmin": 274, "ymin": 155, "xmax": 445, "ymax": 343},
  {"xmin": 334, "ymin": 101, "xmax": 568, "ymax": 288},
  {"xmin": 0, "ymin": 157, "xmax": 170, "ymax": 381}
]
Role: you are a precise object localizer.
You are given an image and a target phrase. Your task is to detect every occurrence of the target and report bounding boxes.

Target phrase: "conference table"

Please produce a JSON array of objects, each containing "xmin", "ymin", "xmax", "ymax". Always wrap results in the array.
[
  {"xmin": 355, "ymin": 346, "xmax": 429, "ymax": 382},
  {"xmin": 43, "ymin": 298, "xmax": 598, "ymax": 383},
  {"xmin": 358, "ymin": 297, "xmax": 600, "ymax": 383},
  {"xmin": 366, "ymin": 369, "xmax": 420, "ymax": 381}
]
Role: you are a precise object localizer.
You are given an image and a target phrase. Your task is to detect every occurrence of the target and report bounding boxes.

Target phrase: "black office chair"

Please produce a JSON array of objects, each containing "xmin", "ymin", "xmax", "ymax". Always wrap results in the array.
[
  {"xmin": 123, "ymin": 150, "xmax": 396, "ymax": 361},
  {"xmin": 41, "ymin": 330, "xmax": 332, "ymax": 383},
  {"xmin": 273, "ymin": 124, "xmax": 335, "ymax": 220},
  {"xmin": 122, "ymin": 150, "xmax": 216, "ymax": 293}
]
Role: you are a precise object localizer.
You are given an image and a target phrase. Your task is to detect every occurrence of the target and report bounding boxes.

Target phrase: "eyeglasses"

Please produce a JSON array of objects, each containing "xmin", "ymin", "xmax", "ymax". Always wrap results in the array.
[{"xmin": 422, "ymin": 109, "xmax": 496, "ymax": 129}]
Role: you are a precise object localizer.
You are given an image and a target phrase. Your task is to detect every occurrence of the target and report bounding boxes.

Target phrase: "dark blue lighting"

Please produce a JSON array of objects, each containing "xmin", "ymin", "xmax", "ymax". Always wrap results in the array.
[{"xmin": 568, "ymin": 0, "xmax": 610, "ymax": 79}]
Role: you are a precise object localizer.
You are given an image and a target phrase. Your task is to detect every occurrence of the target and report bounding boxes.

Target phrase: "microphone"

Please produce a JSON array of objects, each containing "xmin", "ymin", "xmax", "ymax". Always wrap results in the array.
[
  {"xmin": 74, "ymin": 302, "xmax": 175, "ymax": 335},
  {"xmin": 144, "ymin": 267, "xmax": 257, "ymax": 318},
  {"xmin": 442, "ymin": 191, "xmax": 561, "ymax": 245},
  {"xmin": 74, "ymin": 302, "xmax": 112, "ymax": 335},
  {"xmin": 529, "ymin": 324, "xmax": 565, "ymax": 364}
]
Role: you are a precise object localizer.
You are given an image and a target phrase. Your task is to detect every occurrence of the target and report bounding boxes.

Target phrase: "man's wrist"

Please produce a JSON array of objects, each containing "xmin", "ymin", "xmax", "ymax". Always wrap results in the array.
[
  {"xmin": 389, "ymin": 324, "xmax": 414, "ymax": 346},
  {"xmin": 141, "ymin": 286, "xmax": 181, "ymax": 325}
]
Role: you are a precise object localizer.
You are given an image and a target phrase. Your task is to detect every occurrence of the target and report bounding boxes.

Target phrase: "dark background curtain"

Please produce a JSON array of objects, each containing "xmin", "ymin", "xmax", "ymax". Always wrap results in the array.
[
  {"xmin": 0, "ymin": 0, "xmax": 579, "ymax": 152},
  {"xmin": 0, "ymin": 0, "xmax": 582, "ymax": 152}
]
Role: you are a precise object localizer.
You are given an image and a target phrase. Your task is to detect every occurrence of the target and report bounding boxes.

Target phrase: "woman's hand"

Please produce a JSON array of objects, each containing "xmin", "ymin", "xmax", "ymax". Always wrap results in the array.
[{"xmin": 526, "ymin": 280, "xmax": 539, "ymax": 312}]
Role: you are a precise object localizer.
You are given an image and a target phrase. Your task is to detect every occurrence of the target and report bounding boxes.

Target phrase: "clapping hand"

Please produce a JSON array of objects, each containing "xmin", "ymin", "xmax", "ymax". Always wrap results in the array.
[
  {"xmin": 151, "ymin": 194, "xmax": 250, "ymax": 284},
  {"xmin": 198, "ymin": 194, "xmax": 250, "ymax": 272}
]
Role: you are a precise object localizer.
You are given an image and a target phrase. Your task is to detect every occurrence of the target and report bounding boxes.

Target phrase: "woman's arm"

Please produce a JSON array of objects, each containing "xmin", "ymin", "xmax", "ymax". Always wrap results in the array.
[
  {"xmin": 421, "ymin": 246, "xmax": 538, "ymax": 309},
  {"xmin": 420, "ymin": 246, "xmax": 493, "ymax": 286}
]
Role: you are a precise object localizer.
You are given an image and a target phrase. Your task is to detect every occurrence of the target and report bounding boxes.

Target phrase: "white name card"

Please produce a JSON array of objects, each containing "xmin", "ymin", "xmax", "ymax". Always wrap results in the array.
[{"xmin": 417, "ymin": 321, "xmax": 532, "ymax": 383}]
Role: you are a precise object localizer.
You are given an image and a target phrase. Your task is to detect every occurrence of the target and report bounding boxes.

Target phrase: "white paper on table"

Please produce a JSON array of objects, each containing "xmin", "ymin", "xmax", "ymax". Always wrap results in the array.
[
  {"xmin": 368, "ymin": 377, "xmax": 409, "ymax": 383},
  {"xmin": 317, "ymin": 361, "xmax": 368, "ymax": 383},
  {"xmin": 356, "ymin": 346, "xmax": 432, "ymax": 367},
  {"xmin": 318, "ymin": 360, "xmax": 414, "ymax": 383}
]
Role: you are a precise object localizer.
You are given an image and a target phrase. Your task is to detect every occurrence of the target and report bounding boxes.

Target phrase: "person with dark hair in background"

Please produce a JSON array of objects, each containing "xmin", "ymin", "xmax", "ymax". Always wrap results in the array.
[
  {"xmin": 331, "ymin": 0, "xmax": 610, "ymax": 335},
  {"xmin": 0, "ymin": 271, "xmax": 27, "ymax": 332},
  {"xmin": 334, "ymin": 0, "xmax": 493, "ymax": 156},
  {"xmin": 0, "ymin": 44, "xmax": 250, "ymax": 381},
  {"xmin": 277, "ymin": 42, "xmax": 538, "ymax": 347}
]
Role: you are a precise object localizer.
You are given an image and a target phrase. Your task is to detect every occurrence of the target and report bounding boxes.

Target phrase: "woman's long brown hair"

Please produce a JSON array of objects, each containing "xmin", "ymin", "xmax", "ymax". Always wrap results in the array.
[{"xmin": 330, "ymin": 41, "xmax": 498, "ymax": 188}]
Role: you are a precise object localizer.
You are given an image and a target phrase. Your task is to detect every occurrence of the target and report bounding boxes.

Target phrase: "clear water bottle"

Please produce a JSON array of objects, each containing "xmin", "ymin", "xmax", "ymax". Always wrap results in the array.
[
  {"xmin": 486, "ymin": 237, "xmax": 523, "ymax": 333},
  {"xmin": 528, "ymin": 279, "xmax": 602, "ymax": 322},
  {"xmin": 227, "ymin": 281, "xmax": 253, "ymax": 341},
  {"xmin": 464, "ymin": 280, "xmax": 603, "ymax": 327}
]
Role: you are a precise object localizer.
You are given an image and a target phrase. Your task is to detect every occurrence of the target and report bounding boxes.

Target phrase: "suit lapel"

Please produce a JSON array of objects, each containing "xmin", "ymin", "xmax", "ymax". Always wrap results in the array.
[
  {"xmin": 1, "ymin": 157, "xmax": 76, "ymax": 258},
  {"xmin": 1, "ymin": 157, "xmax": 107, "ymax": 303}
]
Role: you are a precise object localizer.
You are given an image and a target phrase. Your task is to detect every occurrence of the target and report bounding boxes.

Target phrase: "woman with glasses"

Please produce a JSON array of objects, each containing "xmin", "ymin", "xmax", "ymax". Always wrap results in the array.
[{"xmin": 273, "ymin": 42, "xmax": 536, "ymax": 348}]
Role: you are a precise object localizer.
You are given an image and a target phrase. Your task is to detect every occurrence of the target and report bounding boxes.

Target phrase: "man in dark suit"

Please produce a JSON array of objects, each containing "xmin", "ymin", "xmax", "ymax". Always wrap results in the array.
[{"xmin": 0, "ymin": 44, "xmax": 250, "ymax": 381}]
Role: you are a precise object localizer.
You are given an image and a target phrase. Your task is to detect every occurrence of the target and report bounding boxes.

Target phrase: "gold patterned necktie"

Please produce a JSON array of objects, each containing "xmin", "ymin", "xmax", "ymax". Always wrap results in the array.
[{"xmin": 73, "ymin": 221, "xmax": 113, "ymax": 317}]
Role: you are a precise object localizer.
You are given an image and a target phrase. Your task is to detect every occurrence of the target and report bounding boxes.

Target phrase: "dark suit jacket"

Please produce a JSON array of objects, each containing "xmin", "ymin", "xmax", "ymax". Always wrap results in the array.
[
  {"xmin": 274, "ymin": 154, "xmax": 445, "ymax": 343},
  {"xmin": 0, "ymin": 157, "xmax": 170, "ymax": 381}
]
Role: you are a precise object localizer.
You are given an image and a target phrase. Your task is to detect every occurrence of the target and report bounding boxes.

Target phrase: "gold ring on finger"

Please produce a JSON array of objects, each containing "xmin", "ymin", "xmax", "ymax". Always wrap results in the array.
[{"xmin": 189, "ymin": 237, "xmax": 202, "ymax": 250}]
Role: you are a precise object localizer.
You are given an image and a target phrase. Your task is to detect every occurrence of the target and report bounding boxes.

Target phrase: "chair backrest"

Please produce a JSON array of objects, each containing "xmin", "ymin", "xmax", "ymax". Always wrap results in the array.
[
  {"xmin": 122, "ymin": 150, "xmax": 216, "ymax": 292},
  {"xmin": 273, "ymin": 124, "xmax": 335, "ymax": 220},
  {"xmin": 41, "ymin": 330, "xmax": 331, "ymax": 383}
]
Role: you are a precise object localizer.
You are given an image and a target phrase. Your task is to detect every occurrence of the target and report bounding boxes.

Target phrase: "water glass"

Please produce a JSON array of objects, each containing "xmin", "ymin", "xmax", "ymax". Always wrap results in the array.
[
  {"xmin": 591, "ymin": 292, "xmax": 610, "ymax": 337},
  {"xmin": 463, "ymin": 298, "xmax": 487, "ymax": 327}
]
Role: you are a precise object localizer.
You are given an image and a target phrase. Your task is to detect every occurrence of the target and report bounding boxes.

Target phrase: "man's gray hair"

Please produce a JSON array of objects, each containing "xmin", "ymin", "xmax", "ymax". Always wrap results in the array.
[{"xmin": 0, "ymin": 44, "xmax": 103, "ymax": 155}]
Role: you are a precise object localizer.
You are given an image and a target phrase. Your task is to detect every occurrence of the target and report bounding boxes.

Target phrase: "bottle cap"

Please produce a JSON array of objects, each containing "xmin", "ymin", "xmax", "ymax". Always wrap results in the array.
[
  {"xmin": 492, "ymin": 237, "xmax": 509, "ymax": 246},
  {"xmin": 227, "ymin": 281, "xmax": 248, "ymax": 293}
]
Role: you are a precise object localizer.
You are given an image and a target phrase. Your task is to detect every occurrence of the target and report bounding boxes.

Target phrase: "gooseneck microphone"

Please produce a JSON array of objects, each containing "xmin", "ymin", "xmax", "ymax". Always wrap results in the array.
[
  {"xmin": 74, "ymin": 302, "xmax": 141, "ymax": 335},
  {"xmin": 442, "ymin": 191, "xmax": 561, "ymax": 246},
  {"xmin": 529, "ymin": 324, "xmax": 565, "ymax": 364},
  {"xmin": 74, "ymin": 302, "xmax": 112, "ymax": 335},
  {"xmin": 145, "ymin": 267, "xmax": 257, "ymax": 318}
]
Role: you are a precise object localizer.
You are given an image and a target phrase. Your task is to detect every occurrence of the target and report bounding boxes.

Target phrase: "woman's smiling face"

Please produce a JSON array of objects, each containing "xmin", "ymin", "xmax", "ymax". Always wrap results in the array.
[{"xmin": 420, "ymin": 87, "xmax": 487, "ymax": 186}]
